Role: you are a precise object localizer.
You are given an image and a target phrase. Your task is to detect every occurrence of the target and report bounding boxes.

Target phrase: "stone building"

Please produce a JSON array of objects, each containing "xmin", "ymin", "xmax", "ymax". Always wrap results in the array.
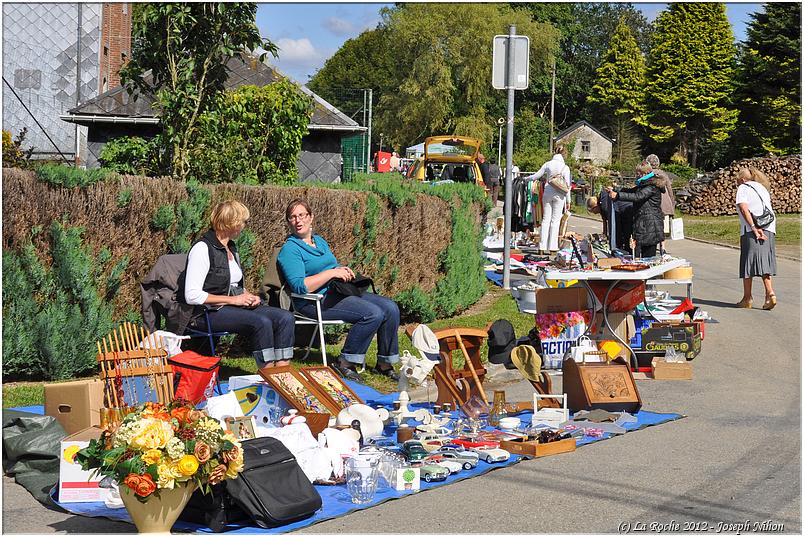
[{"xmin": 554, "ymin": 120, "xmax": 613, "ymax": 166}]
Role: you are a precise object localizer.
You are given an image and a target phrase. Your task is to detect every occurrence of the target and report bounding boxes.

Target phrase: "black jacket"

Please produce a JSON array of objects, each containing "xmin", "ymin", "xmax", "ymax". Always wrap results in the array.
[{"xmin": 614, "ymin": 175, "xmax": 668, "ymax": 247}]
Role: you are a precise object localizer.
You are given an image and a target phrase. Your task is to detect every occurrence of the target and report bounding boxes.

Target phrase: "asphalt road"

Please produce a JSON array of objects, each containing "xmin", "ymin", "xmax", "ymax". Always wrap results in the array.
[{"xmin": 3, "ymin": 216, "xmax": 800, "ymax": 534}]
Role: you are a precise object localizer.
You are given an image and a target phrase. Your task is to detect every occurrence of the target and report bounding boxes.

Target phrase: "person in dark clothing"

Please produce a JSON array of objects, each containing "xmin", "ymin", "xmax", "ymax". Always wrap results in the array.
[
  {"xmin": 607, "ymin": 161, "xmax": 668, "ymax": 258},
  {"xmin": 587, "ymin": 188, "xmax": 634, "ymax": 251},
  {"xmin": 477, "ymin": 153, "xmax": 500, "ymax": 202}
]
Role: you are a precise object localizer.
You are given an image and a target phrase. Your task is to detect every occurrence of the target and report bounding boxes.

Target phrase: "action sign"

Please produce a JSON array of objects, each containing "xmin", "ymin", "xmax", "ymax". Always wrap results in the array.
[{"xmin": 492, "ymin": 35, "xmax": 530, "ymax": 90}]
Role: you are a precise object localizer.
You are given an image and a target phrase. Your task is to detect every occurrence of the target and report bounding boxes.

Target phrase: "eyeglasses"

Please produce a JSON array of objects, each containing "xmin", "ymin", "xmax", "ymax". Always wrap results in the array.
[{"xmin": 288, "ymin": 213, "xmax": 310, "ymax": 222}]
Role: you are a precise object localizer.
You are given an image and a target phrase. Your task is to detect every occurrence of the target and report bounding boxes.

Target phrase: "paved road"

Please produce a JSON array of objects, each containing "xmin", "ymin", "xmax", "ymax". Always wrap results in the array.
[{"xmin": 3, "ymin": 216, "xmax": 800, "ymax": 533}]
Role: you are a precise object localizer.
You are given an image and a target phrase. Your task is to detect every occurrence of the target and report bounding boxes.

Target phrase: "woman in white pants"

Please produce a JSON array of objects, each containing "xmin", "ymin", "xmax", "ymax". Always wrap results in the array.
[{"xmin": 528, "ymin": 146, "xmax": 571, "ymax": 253}]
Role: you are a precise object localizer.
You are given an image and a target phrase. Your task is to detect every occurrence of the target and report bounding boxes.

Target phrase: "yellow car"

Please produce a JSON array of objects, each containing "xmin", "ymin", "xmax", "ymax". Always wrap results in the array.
[{"xmin": 405, "ymin": 135, "xmax": 487, "ymax": 191}]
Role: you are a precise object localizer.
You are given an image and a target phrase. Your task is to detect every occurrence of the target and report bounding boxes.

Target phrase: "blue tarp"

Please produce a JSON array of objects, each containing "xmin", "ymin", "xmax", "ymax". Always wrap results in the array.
[{"xmin": 36, "ymin": 381, "xmax": 683, "ymax": 533}]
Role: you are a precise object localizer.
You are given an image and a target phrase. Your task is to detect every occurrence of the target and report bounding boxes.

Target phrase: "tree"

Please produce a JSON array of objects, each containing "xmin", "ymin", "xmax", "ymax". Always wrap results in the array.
[
  {"xmin": 587, "ymin": 18, "xmax": 647, "ymax": 166},
  {"xmin": 120, "ymin": 3, "xmax": 276, "ymax": 180},
  {"xmin": 733, "ymin": 3, "xmax": 801, "ymax": 157},
  {"xmin": 644, "ymin": 4, "xmax": 738, "ymax": 167}
]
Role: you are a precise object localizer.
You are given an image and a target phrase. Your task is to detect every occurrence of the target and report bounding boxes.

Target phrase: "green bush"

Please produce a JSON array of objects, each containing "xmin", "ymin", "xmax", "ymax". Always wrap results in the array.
[
  {"xmin": 35, "ymin": 164, "xmax": 113, "ymax": 187},
  {"xmin": 663, "ymin": 163, "xmax": 698, "ymax": 181},
  {"xmin": 395, "ymin": 286, "xmax": 436, "ymax": 323},
  {"xmin": 3, "ymin": 129, "xmax": 33, "ymax": 168},
  {"xmin": 116, "ymin": 188, "xmax": 133, "ymax": 208},
  {"xmin": 151, "ymin": 205, "xmax": 176, "ymax": 231},
  {"xmin": 2, "ymin": 222, "xmax": 128, "ymax": 380},
  {"xmin": 99, "ymin": 136, "xmax": 159, "ymax": 176},
  {"xmin": 168, "ymin": 180, "xmax": 212, "ymax": 253}
]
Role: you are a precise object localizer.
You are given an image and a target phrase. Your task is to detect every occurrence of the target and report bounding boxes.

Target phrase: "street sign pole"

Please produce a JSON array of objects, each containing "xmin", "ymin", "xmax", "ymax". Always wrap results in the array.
[{"xmin": 502, "ymin": 24, "xmax": 516, "ymax": 290}]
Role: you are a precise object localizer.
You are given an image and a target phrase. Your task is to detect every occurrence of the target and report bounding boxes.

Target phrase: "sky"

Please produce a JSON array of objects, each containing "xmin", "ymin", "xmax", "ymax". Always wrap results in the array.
[{"xmin": 256, "ymin": 3, "xmax": 763, "ymax": 84}]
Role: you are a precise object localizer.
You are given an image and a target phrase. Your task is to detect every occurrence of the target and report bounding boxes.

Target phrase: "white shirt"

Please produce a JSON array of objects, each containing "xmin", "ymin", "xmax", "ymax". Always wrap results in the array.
[
  {"xmin": 184, "ymin": 241, "xmax": 244, "ymax": 305},
  {"xmin": 527, "ymin": 154, "xmax": 571, "ymax": 202},
  {"xmin": 736, "ymin": 181, "xmax": 775, "ymax": 235}
]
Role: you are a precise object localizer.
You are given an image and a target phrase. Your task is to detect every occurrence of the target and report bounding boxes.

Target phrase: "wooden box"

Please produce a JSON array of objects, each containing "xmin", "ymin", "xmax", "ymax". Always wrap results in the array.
[
  {"xmin": 298, "ymin": 412, "xmax": 331, "ymax": 437},
  {"xmin": 500, "ymin": 437, "xmax": 576, "ymax": 458},
  {"xmin": 562, "ymin": 357, "xmax": 642, "ymax": 413},
  {"xmin": 651, "ymin": 358, "xmax": 692, "ymax": 380}
]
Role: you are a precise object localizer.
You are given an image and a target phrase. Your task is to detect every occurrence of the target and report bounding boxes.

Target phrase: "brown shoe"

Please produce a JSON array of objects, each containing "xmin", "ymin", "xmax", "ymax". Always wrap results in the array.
[
  {"xmin": 735, "ymin": 297, "xmax": 753, "ymax": 308},
  {"xmin": 762, "ymin": 294, "xmax": 777, "ymax": 310}
]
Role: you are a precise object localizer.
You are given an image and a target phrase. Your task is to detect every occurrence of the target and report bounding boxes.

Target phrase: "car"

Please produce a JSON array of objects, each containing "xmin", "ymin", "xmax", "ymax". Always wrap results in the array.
[
  {"xmin": 469, "ymin": 446, "xmax": 511, "ymax": 463},
  {"xmin": 433, "ymin": 448, "xmax": 479, "ymax": 470},
  {"xmin": 401, "ymin": 440, "xmax": 428, "ymax": 462},
  {"xmin": 417, "ymin": 462, "xmax": 450, "ymax": 483},
  {"xmin": 451, "ymin": 437, "xmax": 499, "ymax": 450},
  {"xmin": 424, "ymin": 454, "xmax": 463, "ymax": 474},
  {"xmin": 405, "ymin": 136, "xmax": 487, "ymax": 192}
]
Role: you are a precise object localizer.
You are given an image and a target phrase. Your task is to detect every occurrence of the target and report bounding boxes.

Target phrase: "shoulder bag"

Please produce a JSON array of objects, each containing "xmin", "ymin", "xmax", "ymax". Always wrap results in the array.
[
  {"xmin": 744, "ymin": 183, "xmax": 775, "ymax": 229},
  {"xmin": 329, "ymin": 274, "xmax": 374, "ymax": 297},
  {"xmin": 547, "ymin": 165, "xmax": 570, "ymax": 194}
]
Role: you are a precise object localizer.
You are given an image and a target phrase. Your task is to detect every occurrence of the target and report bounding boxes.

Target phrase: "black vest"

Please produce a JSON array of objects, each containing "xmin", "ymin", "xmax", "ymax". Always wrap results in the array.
[{"xmin": 194, "ymin": 229, "xmax": 243, "ymax": 296}]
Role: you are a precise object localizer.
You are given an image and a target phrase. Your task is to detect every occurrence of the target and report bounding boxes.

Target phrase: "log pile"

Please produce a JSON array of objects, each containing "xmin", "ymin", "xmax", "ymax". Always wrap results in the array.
[{"xmin": 676, "ymin": 155, "xmax": 801, "ymax": 215}]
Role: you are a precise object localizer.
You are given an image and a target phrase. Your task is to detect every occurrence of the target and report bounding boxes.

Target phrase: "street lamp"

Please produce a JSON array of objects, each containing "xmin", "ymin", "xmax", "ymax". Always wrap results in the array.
[
  {"xmin": 379, "ymin": 133, "xmax": 384, "ymax": 154},
  {"xmin": 496, "ymin": 117, "xmax": 505, "ymax": 165}
]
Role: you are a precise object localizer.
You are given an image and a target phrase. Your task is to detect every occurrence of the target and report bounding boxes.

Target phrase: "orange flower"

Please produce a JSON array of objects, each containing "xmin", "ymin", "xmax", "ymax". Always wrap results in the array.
[
  {"xmin": 208, "ymin": 463, "xmax": 227, "ymax": 485},
  {"xmin": 171, "ymin": 407, "xmax": 190, "ymax": 424},
  {"xmin": 124, "ymin": 473, "xmax": 157, "ymax": 497},
  {"xmin": 194, "ymin": 442, "xmax": 212, "ymax": 464}
]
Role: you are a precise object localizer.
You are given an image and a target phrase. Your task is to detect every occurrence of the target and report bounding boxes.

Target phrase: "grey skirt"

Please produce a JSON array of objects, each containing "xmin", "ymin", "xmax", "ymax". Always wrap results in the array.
[{"xmin": 739, "ymin": 231, "xmax": 777, "ymax": 278}]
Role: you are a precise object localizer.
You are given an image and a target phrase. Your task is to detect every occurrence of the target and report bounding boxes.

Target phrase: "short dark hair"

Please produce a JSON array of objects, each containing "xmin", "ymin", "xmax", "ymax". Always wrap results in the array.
[{"xmin": 285, "ymin": 198, "xmax": 313, "ymax": 221}]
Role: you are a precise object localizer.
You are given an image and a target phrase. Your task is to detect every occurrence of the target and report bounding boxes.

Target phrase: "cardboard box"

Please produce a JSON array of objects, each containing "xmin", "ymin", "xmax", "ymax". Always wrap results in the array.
[
  {"xmin": 58, "ymin": 426, "xmax": 109, "ymax": 503},
  {"xmin": 500, "ymin": 436, "xmax": 576, "ymax": 458},
  {"xmin": 44, "ymin": 379, "xmax": 105, "ymax": 435},
  {"xmin": 651, "ymin": 358, "xmax": 693, "ymax": 380},
  {"xmin": 640, "ymin": 322, "xmax": 701, "ymax": 360},
  {"xmin": 590, "ymin": 312, "xmax": 635, "ymax": 342},
  {"xmin": 535, "ymin": 287, "xmax": 589, "ymax": 313}
]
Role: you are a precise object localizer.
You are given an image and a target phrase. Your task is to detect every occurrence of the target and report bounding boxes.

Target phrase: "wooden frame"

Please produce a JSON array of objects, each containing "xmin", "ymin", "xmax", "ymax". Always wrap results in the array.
[
  {"xmin": 225, "ymin": 416, "xmax": 257, "ymax": 440},
  {"xmin": 301, "ymin": 366, "xmax": 363, "ymax": 411},
  {"xmin": 258, "ymin": 365, "xmax": 339, "ymax": 415}
]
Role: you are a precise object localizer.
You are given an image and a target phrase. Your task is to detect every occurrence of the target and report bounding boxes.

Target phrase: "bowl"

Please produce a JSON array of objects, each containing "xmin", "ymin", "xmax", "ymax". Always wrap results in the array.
[{"xmin": 498, "ymin": 417, "xmax": 521, "ymax": 430}]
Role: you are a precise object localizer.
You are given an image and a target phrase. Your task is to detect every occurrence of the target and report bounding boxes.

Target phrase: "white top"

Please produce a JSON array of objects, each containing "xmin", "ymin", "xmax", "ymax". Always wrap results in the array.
[
  {"xmin": 735, "ymin": 181, "xmax": 776, "ymax": 235},
  {"xmin": 543, "ymin": 258, "xmax": 688, "ymax": 282},
  {"xmin": 527, "ymin": 154, "xmax": 571, "ymax": 202},
  {"xmin": 184, "ymin": 241, "xmax": 243, "ymax": 305}
]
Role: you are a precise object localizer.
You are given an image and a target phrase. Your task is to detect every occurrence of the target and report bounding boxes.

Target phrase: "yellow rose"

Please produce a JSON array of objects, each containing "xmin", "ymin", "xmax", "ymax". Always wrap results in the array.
[
  {"xmin": 225, "ymin": 456, "xmax": 244, "ymax": 479},
  {"xmin": 177, "ymin": 454, "xmax": 199, "ymax": 476},
  {"xmin": 141, "ymin": 449, "xmax": 162, "ymax": 466},
  {"xmin": 156, "ymin": 463, "xmax": 175, "ymax": 490},
  {"xmin": 130, "ymin": 419, "xmax": 174, "ymax": 450}
]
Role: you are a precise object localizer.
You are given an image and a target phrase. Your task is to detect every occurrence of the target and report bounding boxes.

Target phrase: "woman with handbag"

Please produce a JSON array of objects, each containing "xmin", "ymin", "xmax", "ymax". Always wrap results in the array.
[
  {"xmin": 527, "ymin": 145, "xmax": 572, "ymax": 254},
  {"xmin": 277, "ymin": 198, "xmax": 401, "ymax": 381},
  {"xmin": 734, "ymin": 167, "xmax": 777, "ymax": 310},
  {"xmin": 607, "ymin": 161, "xmax": 667, "ymax": 258}
]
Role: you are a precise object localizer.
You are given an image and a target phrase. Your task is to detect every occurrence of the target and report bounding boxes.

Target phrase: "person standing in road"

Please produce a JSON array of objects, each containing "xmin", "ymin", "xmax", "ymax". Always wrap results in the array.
[
  {"xmin": 390, "ymin": 151, "xmax": 400, "ymax": 172},
  {"xmin": 646, "ymin": 154, "xmax": 675, "ymax": 252},
  {"xmin": 478, "ymin": 153, "xmax": 497, "ymax": 202},
  {"xmin": 607, "ymin": 160, "xmax": 667, "ymax": 258},
  {"xmin": 527, "ymin": 145, "xmax": 571, "ymax": 254},
  {"xmin": 486, "ymin": 158, "xmax": 502, "ymax": 203},
  {"xmin": 734, "ymin": 167, "xmax": 777, "ymax": 310}
]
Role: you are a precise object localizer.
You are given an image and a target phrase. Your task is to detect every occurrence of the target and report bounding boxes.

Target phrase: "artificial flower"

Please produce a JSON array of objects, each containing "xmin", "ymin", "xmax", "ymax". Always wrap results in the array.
[
  {"xmin": 141, "ymin": 449, "xmax": 162, "ymax": 466},
  {"xmin": 208, "ymin": 463, "xmax": 227, "ymax": 485},
  {"xmin": 130, "ymin": 418, "xmax": 174, "ymax": 450},
  {"xmin": 194, "ymin": 441, "xmax": 212, "ymax": 464},
  {"xmin": 124, "ymin": 472, "xmax": 157, "ymax": 497},
  {"xmin": 165, "ymin": 437, "xmax": 186, "ymax": 460},
  {"xmin": 177, "ymin": 454, "xmax": 199, "ymax": 476}
]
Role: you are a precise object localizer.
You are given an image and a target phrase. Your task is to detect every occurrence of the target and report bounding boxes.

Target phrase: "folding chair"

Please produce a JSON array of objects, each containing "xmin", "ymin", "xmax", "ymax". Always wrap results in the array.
[{"xmin": 261, "ymin": 247, "xmax": 346, "ymax": 367}]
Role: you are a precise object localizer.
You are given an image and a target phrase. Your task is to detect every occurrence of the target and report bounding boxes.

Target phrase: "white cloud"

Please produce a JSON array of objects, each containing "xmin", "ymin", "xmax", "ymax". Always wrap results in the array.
[
  {"xmin": 323, "ymin": 16, "xmax": 356, "ymax": 36},
  {"xmin": 276, "ymin": 37, "xmax": 319, "ymax": 63}
]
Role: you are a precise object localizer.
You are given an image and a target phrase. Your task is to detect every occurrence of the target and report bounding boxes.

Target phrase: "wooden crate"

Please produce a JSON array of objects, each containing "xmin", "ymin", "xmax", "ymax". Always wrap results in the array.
[{"xmin": 500, "ymin": 437, "xmax": 576, "ymax": 458}]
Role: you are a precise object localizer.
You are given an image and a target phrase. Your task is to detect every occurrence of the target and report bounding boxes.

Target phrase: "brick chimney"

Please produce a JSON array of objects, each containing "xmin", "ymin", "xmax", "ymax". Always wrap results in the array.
[{"xmin": 99, "ymin": 2, "xmax": 132, "ymax": 93}]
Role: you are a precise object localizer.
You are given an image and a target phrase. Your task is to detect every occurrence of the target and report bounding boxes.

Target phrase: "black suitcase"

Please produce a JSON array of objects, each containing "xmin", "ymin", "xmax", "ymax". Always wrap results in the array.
[
  {"xmin": 226, "ymin": 436, "xmax": 322, "ymax": 528},
  {"xmin": 179, "ymin": 482, "xmax": 250, "ymax": 532}
]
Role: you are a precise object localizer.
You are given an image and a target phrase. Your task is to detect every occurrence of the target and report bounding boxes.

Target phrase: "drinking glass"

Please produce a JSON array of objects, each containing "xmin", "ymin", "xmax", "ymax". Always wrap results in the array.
[{"xmin": 345, "ymin": 457, "xmax": 380, "ymax": 504}]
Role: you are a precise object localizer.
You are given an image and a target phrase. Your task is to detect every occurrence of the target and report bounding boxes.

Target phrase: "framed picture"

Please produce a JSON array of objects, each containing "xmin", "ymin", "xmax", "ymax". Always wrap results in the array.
[
  {"xmin": 301, "ymin": 366, "xmax": 364, "ymax": 410},
  {"xmin": 258, "ymin": 365, "xmax": 339, "ymax": 415},
  {"xmin": 225, "ymin": 416, "xmax": 257, "ymax": 440}
]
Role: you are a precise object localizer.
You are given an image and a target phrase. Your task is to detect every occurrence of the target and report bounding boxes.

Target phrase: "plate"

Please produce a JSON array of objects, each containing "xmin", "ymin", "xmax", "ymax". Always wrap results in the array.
[{"xmin": 611, "ymin": 264, "xmax": 650, "ymax": 272}]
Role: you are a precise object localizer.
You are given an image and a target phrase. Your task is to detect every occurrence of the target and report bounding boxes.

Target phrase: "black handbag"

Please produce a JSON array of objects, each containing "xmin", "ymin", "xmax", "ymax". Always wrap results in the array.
[
  {"xmin": 745, "ymin": 183, "xmax": 775, "ymax": 229},
  {"xmin": 329, "ymin": 274, "xmax": 374, "ymax": 297}
]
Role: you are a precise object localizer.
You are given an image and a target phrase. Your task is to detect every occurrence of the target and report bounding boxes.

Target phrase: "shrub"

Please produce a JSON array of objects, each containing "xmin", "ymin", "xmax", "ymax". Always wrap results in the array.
[
  {"xmin": 99, "ymin": 136, "xmax": 159, "ymax": 176},
  {"xmin": 168, "ymin": 180, "xmax": 212, "ymax": 253},
  {"xmin": 116, "ymin": 188, "xmax": 133, "ymax": 208},
  {"xmin": 395, "ymin": 286, "xmax": 436, "ymax": 323},
  {"xmin": 150, "ymin": 205, "xmax": 176, "ymax": 231},
  {"xmin": 2, "ymin": 129, "xmax": 33, "ymax": 168},
  {"xmin": 2, "ymin": 222, "xmax": 127, "ymax": 381},
  {"xmin": 35, "ymin": 164, "xmax": 113, "ymax": 187},
  {"xmin": 663, "ymin": 163, "xmax": 698, "ymax": 181}
]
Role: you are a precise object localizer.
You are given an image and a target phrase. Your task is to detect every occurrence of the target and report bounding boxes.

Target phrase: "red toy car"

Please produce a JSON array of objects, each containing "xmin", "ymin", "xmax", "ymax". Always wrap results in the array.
[{"xmin": 451, "ymin": 437, "xmax": 499, "ymax": 450}]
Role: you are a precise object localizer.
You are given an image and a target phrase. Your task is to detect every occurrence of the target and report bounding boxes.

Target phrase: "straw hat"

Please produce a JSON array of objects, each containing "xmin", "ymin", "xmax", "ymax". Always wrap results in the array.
[{"xmin": 510, "ymin": 345, "xmax": 542, "ymax": 381}]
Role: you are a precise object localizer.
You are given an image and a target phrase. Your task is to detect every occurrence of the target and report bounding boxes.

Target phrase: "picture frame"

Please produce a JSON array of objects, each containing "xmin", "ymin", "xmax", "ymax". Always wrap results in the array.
[
  {"xmin": 225, "ymin": 416, "xmax": 257, "ymax": 440},
  {"xmin": 301, "ymin": 365, "xmax": 364, "ymax": 411},
  {"xmin": 258, "ymin": 365, "xmax": 339, "ymax": 415}
]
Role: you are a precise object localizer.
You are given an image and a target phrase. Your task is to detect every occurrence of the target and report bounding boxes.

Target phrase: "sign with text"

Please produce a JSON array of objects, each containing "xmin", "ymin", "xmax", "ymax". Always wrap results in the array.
[{"xmin": 492, "ymin": 35, "xmax": 530, "ymax": 90}]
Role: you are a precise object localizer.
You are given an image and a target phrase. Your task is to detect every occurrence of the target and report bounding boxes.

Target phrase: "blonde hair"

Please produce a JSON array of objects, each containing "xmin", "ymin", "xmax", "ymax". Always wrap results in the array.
[
  {"xmin": 210, "ymin": 200, "xmax": 250, "ymax": 233},
  {"xmin": 738, "ymin": 166, "xmax": 771, "ymax": 190},
  {"xmin": 586, "ymin": 196, "xmax": 599, "ymax": 211}
]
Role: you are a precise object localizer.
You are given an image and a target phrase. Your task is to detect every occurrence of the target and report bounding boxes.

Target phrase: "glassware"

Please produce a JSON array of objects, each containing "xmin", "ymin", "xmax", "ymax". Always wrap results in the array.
[
  {"xmin": 345, "ymin": 457, "xmax": 380, "ymax": 505},
  {"xmin": 489, "ymin": 390, "xmax": 508, "ymax": 427}
]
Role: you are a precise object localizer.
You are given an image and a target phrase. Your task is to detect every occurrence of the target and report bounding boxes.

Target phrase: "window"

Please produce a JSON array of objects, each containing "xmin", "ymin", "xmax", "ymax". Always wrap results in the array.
[
  {"xmin": 581, "ymin": 140, "xmax": 591, "ymax": 153},
  {"xmin": 103, "ymin": 46, "xmax": 108, "ymax": 56}
]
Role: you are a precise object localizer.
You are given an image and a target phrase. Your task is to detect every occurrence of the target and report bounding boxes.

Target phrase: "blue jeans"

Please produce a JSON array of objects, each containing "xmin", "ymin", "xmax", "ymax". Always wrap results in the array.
[
  {"xmin": 204, "ymin": 305, "xmax": 295, "ymax": 367},
  {"xmin": 297, "ymin": 292, "xmax": 400, "ymax": 366}
]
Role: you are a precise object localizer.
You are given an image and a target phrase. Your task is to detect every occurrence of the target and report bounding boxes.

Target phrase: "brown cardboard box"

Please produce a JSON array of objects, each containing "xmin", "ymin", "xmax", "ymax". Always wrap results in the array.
[
  {"xmin": 590, "ymin": 312, "xmax": 635, "ymax": 342},
  {"xmin": 535, "ymin": 287, "xmax": 589, "ymax": 313},
  {"xmin": 651, "ymin": 358, "xmax": 693, "ymax": 380},
  {"xmin": 44, "ymin": 379, "xmax": 105, "ymax": 435},
  {"xmin": 500, "ymin": 436, "xmax": 576, "ymax": 457}
]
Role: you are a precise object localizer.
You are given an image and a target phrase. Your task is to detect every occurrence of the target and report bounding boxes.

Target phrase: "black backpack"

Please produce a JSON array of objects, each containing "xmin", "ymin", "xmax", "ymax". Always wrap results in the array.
[
  {"xmin": 180, "ymin": 482, "xmax": 250, "ymax": 532},
  {"xmin": 225, "ymin": 436, "xmax": 322, "ymax": 528}
]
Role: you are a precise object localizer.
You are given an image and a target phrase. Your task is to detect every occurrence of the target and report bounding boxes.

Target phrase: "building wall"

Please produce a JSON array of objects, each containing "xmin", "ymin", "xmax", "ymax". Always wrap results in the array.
[
  {"xmin": 298, "ymin": 132, "xmax": 344, "ymax": 183},
  {"xmin": 2, "ymin": 3, "xmax": 101, "ymax": 162},
  {"xmin": 99, "ymin": 3, "xmax": 131, "ymax": 92},
  {"xmin": 557, "ymin": 125, "xmax": 612, "ymax": 166}
]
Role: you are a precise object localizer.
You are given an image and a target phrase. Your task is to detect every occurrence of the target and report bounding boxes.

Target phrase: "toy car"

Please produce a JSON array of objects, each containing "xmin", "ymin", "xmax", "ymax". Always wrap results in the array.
[
  {"xmin": 424, "ymin": 454, "xmax": 463, "ymax": 474},
  {"xmin": 401, "ymin": 440, "xmax": 428, "ymax": 462},
  {"xmin": 469, "ymin": 446, "xmax": 511, "ymax": 463},
  {"xmin": 417, "ymin": 462, "xmax": 450, "ymax": 482},
  {"xmin": 433, "ymin": 448, "xmax": 478, "ymax": 470},
  {"xmin": 451, "ymin": 437, "xmax": 499, "ymax": 450}
]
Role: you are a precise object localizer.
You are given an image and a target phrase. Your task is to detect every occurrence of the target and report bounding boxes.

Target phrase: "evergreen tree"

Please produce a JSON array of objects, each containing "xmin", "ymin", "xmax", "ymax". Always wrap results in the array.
[
  {"xmin": 588, "ymin": 18, "xmax": 646, "ymax": 166},
  {"xmin": 644, "ymin": 4, "xmax": 738, "ymax": 167},
  {"xmin": 733, "ymin": 3, "xmax": 801, "ymax": 157}
]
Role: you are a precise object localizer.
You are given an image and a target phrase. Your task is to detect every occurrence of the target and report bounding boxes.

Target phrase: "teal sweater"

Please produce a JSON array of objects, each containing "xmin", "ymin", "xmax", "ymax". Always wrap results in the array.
[{"xmin": 277, "ymin": 234, "xmax": 339, "ymax": 295}]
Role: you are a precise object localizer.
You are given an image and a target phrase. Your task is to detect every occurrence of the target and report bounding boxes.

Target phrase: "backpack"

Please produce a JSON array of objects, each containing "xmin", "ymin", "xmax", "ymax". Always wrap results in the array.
[{"xmin": 225, "ymin": 436, "xmax": 322, "ymax": 528}]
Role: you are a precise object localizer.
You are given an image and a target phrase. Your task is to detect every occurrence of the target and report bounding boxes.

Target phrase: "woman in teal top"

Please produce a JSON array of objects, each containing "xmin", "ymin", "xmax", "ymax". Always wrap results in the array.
[{"xmin": 277, "ymin": 198, "xmax": 400, "ymax": 382}]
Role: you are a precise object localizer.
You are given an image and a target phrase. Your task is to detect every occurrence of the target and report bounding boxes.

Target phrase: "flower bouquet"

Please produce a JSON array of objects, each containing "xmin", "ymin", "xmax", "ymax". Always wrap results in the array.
[{"xmin": 75, "ymin": 400, "xmax": 244, "ymax": 502}]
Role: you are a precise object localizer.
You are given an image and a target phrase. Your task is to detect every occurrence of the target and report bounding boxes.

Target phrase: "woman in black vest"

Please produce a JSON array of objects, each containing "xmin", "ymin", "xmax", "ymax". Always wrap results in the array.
[{"xmin": 184, "ymin": 201, "xmax": 295, "ymax": 371}]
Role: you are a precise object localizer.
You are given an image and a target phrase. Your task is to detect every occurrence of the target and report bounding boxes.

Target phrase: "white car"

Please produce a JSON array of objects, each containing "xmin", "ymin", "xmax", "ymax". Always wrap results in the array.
[
  {"xmin": 470, "ymin": 446, "xmax": 510, "ymax": 463},
  {"xmin": 425, "ymin": 456, "xmax": 463, "ymax": 474}
]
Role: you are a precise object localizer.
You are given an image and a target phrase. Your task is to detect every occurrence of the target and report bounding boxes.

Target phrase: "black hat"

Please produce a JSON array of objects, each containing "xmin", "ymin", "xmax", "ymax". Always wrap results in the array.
[{"xmin": 487, "ymin": 319, "xmax": 516, "ymax": 365}]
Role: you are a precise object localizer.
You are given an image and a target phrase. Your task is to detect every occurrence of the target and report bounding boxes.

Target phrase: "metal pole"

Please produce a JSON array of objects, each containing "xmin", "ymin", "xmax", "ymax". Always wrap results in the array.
[
  {"xmin": 549, "ymin": 58, "xmax": 555, "ymax": 154},
  {"xmin": 497, "ymin": 125, "xmax": 502, "ymax": 165},
  {"xmin": 366, "ymin": 89, "xmax": 373, "ymax": 173},
  {"xmin": 502, "ymin": 24, "xmax": 516, "ymax": 290},
  {"xmin": 75, "ymin": 3, "xmax": 82, "ymax": 165}
]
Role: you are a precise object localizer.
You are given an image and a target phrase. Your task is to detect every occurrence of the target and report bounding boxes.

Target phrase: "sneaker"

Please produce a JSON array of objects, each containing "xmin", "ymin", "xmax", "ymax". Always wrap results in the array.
[
  {"xmin": 372, "ymin": 365, "xmax": 400, "ymax": 382},
  {"xmin": 332, "ymin": 360, "xmax": 361, "ymax": 382}
]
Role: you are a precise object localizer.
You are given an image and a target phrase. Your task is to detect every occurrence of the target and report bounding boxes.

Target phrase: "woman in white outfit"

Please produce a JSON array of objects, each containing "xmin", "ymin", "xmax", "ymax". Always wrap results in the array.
[{"xmin": 527, "ymin": 146, "xmax": 571, "ymax": 253}]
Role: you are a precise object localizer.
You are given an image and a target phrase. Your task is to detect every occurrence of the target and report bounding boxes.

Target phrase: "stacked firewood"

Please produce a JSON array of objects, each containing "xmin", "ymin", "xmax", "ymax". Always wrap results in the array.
[{"xmin": 676, "ymin": 155, "xmax": 801, "ymax": 215}]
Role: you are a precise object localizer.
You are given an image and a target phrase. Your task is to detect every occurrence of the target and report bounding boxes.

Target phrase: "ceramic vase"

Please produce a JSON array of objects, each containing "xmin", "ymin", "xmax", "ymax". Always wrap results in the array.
[{"xmin": 120, "ymin": 482, "xmax": 196, "ymax": 534}]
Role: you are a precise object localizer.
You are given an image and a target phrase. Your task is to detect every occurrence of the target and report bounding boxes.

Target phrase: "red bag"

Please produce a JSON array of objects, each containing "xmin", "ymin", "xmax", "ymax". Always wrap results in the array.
[{"xmin": 168, "ymin": 350, "xmax": 221, "ymax": 405}]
